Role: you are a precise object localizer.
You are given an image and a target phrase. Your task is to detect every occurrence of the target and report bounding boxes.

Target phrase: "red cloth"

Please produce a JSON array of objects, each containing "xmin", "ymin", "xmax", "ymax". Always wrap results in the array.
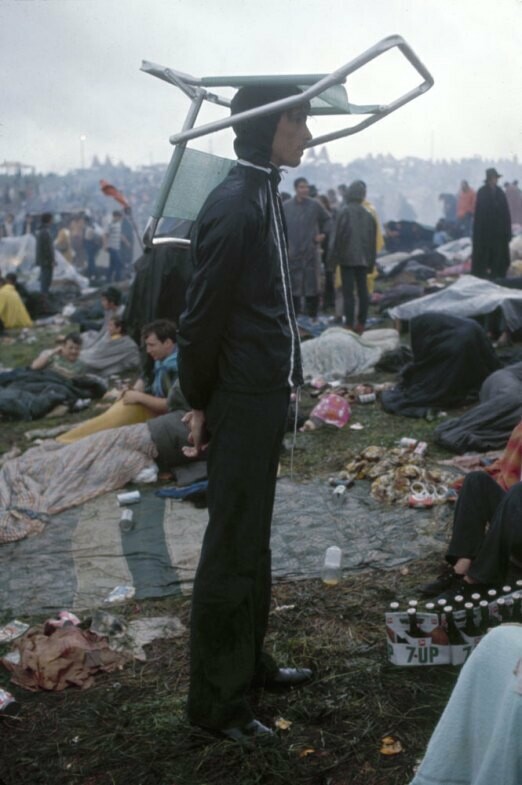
[{"xmin": 100, "ymin": 180, "xmax": 130, "ymax": 208}]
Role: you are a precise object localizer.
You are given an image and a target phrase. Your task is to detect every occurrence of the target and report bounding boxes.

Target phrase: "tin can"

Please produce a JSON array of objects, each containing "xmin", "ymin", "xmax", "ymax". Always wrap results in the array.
[
  {"xmin": 120, "ymin": 508, "xmax": 134, "ymax": 532},
  {"xmin": 358, "ymin": 392, "xmax": 376, "ymax": 404},
  {"xmin": 116, "ymin": 491, "xmax": 141, "ymax": 506}
]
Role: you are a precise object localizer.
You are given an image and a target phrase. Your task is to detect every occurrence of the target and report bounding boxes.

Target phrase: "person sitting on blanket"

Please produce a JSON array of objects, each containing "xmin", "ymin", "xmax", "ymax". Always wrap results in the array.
[
  {"xmin": 420, "ymin": 419, "xmax": 522, "ymax": 601},
  {"xmin": 79, "ymin": 315, "xmax": 141, "ymax": 378},
  {"xmin": 31, "ymin": 332, "xmax": 87, "ymax": 379},
  {"xmin": 57, "ymin": 319, "xmax": 178, "ymax": 444}
]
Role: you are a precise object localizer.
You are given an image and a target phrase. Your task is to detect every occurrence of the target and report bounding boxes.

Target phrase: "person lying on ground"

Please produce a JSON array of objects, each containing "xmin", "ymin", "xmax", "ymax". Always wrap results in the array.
[
  {"xmin": 0, "ymin": 275, "xmax": 33, "ymax": 330},
  {"xmin": 57, "ymin": 319, "xmax": 178, "ymax": 443},
  {"xmin": 79, "ymin": 315, "xmax": 140, "ymax": 378},
  {"xmin": 31, "ymin": 332, "xmax": 86, "ymax": 379},
  {"xmin": 0, "ymin": 399, "xmax": 201, "ymax": 546},
  {"xmin": 420, "ymin": 419, "xmax": 522, "ymax": 600}
]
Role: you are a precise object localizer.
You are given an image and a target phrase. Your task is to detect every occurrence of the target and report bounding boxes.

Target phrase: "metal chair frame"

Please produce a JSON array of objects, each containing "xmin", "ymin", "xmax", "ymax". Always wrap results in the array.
[{"xmin": 141, "ymin": 35, "xmax": 434, "ymax": 246}]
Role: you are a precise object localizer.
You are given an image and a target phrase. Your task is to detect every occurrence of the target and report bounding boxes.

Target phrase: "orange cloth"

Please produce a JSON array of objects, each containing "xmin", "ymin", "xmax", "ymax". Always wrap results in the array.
[
  {"xmin": 456, "ymin": 188, "xmax": 476, "ymax": 219},
  {"xmin": 487, "ymin": 420, "xmax": 522, "ymax": 491}
]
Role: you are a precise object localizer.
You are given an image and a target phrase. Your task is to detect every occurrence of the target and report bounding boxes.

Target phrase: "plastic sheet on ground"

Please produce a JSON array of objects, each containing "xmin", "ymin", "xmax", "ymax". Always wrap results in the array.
[
  {"xmin": 0, "ymin": 479, "xmax": 453, "ymax": 615},
  {"xmin": 388, "ymin": 275, "xmax": 522, "ymax": 332}
]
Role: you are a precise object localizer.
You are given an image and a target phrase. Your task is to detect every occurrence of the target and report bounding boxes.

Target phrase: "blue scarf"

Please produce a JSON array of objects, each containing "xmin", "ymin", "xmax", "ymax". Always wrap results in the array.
[{"xmin": 152, "ymin": 350, "xmax": 178, "ymax": 397}]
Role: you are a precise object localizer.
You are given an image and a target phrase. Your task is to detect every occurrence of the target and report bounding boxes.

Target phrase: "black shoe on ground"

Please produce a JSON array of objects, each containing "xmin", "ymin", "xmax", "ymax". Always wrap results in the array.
[
  {"xmin": 220, "ymin": 719, "xmax": 276, "ymax": 748},
  {"xmin": 254, "ymin": 666, "xmax": 313, "ymax": 689},
  {"xmin": 419, "ymin": 566, "xmax": 465, "ymax": 598}
]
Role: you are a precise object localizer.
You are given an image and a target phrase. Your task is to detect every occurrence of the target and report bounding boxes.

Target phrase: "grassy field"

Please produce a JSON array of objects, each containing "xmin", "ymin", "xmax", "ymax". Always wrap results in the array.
[{"xmin": 0, "ymin": 324, "xmax": 466, "ymax": 785}]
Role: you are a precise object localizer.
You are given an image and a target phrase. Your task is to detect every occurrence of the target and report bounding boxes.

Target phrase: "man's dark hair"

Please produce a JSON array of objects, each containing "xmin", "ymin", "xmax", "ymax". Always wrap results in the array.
[
  {"xmin": 41, "ymin": 212, "xmax": 53, "ymax": 225},
  {"xmin": 142, "ymin": 319, "xmax": 177, "ymax": 343},
  {"xmin": 64, "ymin": 332, "xmax": 82, "ymax": 347},
  {"xmin": 294, "ymin": 177, "xmax": 308, "ymax": 190},
  {"xmin": 230, "ymin": 85, "xmax": 309, "ymax": 165},
  {"xmin": 101, "ymin": 286, "xmax": 122, "ymax": 306},
  {"xmin": 109, "ymin": 315, "xmax": 127, "ymax": 334},
  {"xmin": 5, "ymin": 272, "xmax": 17, "ymax": 285}
]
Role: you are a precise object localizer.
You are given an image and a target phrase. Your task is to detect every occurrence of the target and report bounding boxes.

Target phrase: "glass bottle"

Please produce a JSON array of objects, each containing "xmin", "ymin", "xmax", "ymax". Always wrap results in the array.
[{"xmin": 443, "ymin": 605, "xmax": 465, "ymax": 645}]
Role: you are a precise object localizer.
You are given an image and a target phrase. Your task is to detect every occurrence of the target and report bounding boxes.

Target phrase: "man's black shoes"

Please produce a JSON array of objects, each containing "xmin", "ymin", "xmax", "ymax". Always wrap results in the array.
[
  {"xmin": 419, "ymin": 566, "xmax": 466, "ymax": 598},
  {"xmin": 220, "ymin": 719, "xmax": 275, "ymax": 748},
  {"xmin": 253, "ymin": 666, "xmax": 313, "ymax": 689},
  {"xmin": 269, "ymin": 667, "xmax": 313, "ymax": 686}
]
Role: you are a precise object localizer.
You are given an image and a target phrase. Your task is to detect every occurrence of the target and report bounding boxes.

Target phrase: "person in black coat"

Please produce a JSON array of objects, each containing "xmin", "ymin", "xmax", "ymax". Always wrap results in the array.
[
  {"xmin": 35, "ymin": 212, "xmax": 55, "ymax": 294},
  {"xmin": 471, "ymin": 168, "xmax": 512, "ymax": 279},
  {"xmin": 178, "ymin": 85, "xmax": 313, "ymax": 744}
]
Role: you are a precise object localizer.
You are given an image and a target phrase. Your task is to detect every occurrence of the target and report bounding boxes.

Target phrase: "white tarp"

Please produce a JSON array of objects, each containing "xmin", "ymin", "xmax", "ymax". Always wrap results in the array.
[
  {"xmin": 0, "ymin": 234, "xmax": 89, "ymax": 291},
  {"xmin": 387, "ymin": 274, "xmax": 522, "ymax": 332}
]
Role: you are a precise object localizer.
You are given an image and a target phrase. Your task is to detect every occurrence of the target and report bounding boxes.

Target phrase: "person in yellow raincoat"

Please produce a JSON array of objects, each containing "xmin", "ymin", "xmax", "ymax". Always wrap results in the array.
[{"xmin": 0, "ymin": 277, "xmax": 33, "ymax": 329}]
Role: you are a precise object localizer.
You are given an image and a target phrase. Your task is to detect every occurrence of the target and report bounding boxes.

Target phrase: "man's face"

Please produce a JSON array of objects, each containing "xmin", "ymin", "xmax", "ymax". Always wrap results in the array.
[
  {"xmin": 295, "ymin": 181, "xmax": 310, "ymax": 200},
  {"xmin": 271, "ymin": 108, "xmax": 312, "ymax": 168},
  {"xmin": 144, "ymin": 333, "xmax": 175, "ymax": 361},
  {"xmin": 62, "ymin": 339, "xmax": 81, "ymax": 363}
]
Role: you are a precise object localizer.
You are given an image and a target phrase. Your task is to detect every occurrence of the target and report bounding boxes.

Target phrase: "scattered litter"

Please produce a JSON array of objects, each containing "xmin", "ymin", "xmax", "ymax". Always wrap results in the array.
[
  {"xmin": 119, "ymin": 508, "xmax": 134, "ymax": 533},
  {"xmin": 298, "ymin": 748, "xmax": 316, "ymax": 758},
  {"xmin": 272, "ymin": 605, "xmax": 296, "ymax": 614},
  {"xmin": 132, "ymin": 464, "xmax": 158, "ymax": 484},
  {"xmin": 116, "ymin": 491, "xmax": 141, "ymax": 506},
  {"xmin": 0, "ymin": 620, "xmax": 30, "ymax": 644},
  {"xmin": 380, "ymin": 735, "xmax": 404, "ymax": 757},
  {"xmin": 349, "ymin": 422, "xmax": 364, "ymax": 430},
  {"xmin": 104, "ymin": 585, "xmax": 136, "ymax": 604},
  {"xmin": 44, "ymin": 611, "xmax": 81, "ymax": 633},
  {"xmin": 274, "ymin": 717, "xmax": 292, "ymax": 731},
  {"xmin": 1, "ymin": 624, "xmax": 129, "ymax": 691},
  {"xmin": 126, "ymin": 616, "xmax": 186, "ymax": 661},
  {"xmin": 0, "ymin": 688, "xmax": 17, "ymax": 715},
  {"xmin": 302, "ymin": 394, "xmax": 351, "ymax": 430},
  {"xmin": 345, "ymin": 445, "xmax": 454, "ymax": 506}
]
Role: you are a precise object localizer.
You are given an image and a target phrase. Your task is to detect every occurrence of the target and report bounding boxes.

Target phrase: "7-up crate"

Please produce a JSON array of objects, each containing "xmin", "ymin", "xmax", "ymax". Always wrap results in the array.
[{"xmin": 385, "ymin": 611, "xmax": 450, "ymax": 666}]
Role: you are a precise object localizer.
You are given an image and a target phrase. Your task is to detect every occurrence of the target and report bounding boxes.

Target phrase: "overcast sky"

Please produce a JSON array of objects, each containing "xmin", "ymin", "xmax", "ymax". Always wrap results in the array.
[{"xmin": 1, "ymin": 0, "xmax": 521, "ymax": 174}]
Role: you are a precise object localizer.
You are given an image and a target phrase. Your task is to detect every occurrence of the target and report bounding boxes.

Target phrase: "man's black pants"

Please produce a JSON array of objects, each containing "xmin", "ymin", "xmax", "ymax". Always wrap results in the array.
[
  {"xmin": 340, "ymin": 266, "xmax": 368, "ymax": 328},
  {"xmin": 447, "ymin": 471, "xmax": 522, "ymax": 585},
  {"xmin": 187, "ymin": 387, "xmax": 289, "ymax": 730}
]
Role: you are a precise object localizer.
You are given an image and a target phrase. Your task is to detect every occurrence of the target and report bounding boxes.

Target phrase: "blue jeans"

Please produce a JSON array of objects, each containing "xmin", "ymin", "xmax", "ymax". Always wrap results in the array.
[{"xmin": 107, "ymin": 248, "xmax": 122, "ymax": 282}]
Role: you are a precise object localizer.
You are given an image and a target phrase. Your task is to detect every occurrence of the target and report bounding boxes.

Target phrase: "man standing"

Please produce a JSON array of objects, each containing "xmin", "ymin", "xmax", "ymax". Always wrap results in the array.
[
  {"xmin": 284, "ymin": 176, "xmax": 331, "ymax": 318},
  {"xmin": 178, "ymin": 85, "xmax": 313, "ymax": 745},
  {"xmin": 35, "ymin": 212, "xmax": 55, "ymax": 294},
  {"xmin": 456, "ymin": 179, "xmax": 476, "ymax": 237},
  {"xmin": 472, "ymin": 168, "xmax": 512, "ymax": 280},
  {"xmin": 105, "ymin": 210, "xmax": 130, "ymax": 283},
  {"xmin": 330, "ymin": 180, "xmax": 377, "ymax": 334}
]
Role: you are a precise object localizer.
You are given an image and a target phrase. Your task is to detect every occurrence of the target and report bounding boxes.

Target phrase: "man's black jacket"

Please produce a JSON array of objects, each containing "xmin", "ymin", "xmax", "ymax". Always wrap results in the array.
[{"xmin": 177, "ymin": 161, "xmax": 302, "ymax": 411}]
